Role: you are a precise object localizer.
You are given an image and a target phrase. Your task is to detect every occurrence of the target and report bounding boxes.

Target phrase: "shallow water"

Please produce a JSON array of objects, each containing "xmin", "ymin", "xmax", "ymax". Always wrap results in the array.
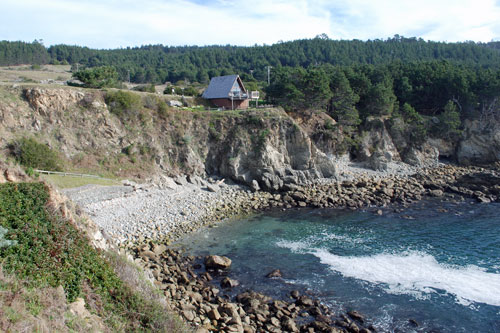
[{"xmin": 177, "ymin": 199, "xmax": 500, "ymax": 332}]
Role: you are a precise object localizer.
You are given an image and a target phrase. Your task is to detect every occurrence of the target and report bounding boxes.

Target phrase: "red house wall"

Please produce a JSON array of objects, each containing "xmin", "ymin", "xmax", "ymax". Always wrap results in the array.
[{"xmin": 210, "ymin": 98, "xmax": 249, "ymax": 110}]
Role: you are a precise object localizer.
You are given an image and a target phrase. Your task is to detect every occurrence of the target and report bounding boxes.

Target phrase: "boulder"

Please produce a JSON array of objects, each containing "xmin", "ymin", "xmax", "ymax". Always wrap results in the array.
[
  {"xmin": 221, "ymin": 277, "xmax": 239, "ymax": 288},
  {"xmin": 205, "ymin": 255, "xmax": 232, "ymax": 269},
  {"xmin": 348, "ymin": 310, "xmax": 365, "ymax": 323},
  {"xmin": 174, "ymin": 175, "xmax": 188, "ymax": 186},
  {"xmin": 296, "ymin": 296, "xmax": 314, "ymax": 307},
  {"xmin": 206, "ymin": 184, "xmax": 219, "ymax": 192},
  {"xmin": 250, "ymin": 179, "xmax": 260, "ymax": 192},
  {"xmin": 266, "ymin": 269, "xmax": 283, "ymax": 278}
]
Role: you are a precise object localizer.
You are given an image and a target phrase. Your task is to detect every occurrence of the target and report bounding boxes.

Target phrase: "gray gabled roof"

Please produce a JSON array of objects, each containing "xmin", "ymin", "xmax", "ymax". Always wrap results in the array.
[{"xmin": 202, "ymin": 75, "xmax": 245, "ymax": 99}]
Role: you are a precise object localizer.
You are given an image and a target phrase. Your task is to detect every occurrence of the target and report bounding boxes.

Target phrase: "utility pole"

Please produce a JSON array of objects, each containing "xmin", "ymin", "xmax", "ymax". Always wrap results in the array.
[{"xmin": 267, "ymin": 66, "xmax": 273, "ymax": 85}]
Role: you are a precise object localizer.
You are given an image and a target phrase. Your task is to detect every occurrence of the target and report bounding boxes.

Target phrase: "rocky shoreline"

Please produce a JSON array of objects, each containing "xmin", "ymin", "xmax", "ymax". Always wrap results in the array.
[
  {"xmin": 66, "ymin": 162, "xmax": 500, "ymax": 332},
  {"xmin": 130, "ymin": 245, "xmax": 375, "ymax": 333}
]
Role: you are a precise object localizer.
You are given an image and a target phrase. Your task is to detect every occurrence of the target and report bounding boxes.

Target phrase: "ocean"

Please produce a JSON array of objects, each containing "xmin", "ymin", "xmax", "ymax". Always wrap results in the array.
[{"xmin": 177, "ymin": 199, "xmax": 500, "ymax": 332}]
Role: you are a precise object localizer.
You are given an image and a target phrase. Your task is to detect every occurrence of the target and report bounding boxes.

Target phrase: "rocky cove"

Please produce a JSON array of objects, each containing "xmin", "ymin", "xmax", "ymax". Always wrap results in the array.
[
  {"xmin": 65, "ymin": 162, "xmax": 500, "ymax": 333},
  {"xmin": 2, "ymin": 85, "xmax": 500, "ymax": 332}
]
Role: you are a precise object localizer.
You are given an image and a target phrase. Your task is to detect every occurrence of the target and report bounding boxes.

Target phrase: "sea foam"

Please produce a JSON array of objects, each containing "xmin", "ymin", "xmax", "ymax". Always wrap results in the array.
[{"xmin": 277, "ymin": 240, "xmax": 500, "ymax": 307}]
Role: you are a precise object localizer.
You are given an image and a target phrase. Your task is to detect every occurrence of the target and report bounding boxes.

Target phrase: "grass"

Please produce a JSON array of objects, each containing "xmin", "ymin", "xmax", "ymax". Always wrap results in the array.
[
  {"xmin": 0, "ymin": 65, "xmax": 72, "ymax": 83},
  {"xmin": 0, "ymin": 182, "xmax": 187, "ymax": 332},
  {"xmin": 40, "ymin": 174, "xmax": 120, "ymax": 189}
]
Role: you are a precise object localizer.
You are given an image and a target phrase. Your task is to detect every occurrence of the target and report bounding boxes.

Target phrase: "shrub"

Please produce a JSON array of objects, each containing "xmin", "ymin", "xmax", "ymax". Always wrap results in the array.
[
  {"xmin": 157, "ymin": 100, "xmax": 168, "ymax": 118},
  {"xmin": 105, "ymin": 90, "xmax": 141, "ymax": 119},
  {"xmin": 133, "ymin": 84, "xmax": 156, "ymax": 93},
  {"xmin": 10, "ymin": 137, "xmax": 63, "ymax": 171},
  {"xmin": 73, "ymin": 66, "xmax": 119, "ymax": 88}
]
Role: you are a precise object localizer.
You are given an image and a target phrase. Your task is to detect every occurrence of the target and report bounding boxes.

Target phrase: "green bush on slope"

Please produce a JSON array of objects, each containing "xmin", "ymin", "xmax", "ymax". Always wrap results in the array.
[
  {"xmin": 0, "ymin": 182, "xmax": 185, "ymax": 332},
  {"xmin": 10, "ymin": 137, "xmax": 63, "ymax": 171}
]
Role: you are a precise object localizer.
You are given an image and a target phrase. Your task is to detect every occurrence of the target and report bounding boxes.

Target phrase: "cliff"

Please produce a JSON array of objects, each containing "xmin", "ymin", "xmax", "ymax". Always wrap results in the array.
[{"xmin": 0, "ymin": 85, "xmax": 498, "ymax": 189}]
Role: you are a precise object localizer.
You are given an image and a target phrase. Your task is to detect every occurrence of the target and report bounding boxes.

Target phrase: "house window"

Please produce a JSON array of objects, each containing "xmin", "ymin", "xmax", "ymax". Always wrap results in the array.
[{"xmin": 231, "ymin": 81, "xmax": 241, "ymax": 95}]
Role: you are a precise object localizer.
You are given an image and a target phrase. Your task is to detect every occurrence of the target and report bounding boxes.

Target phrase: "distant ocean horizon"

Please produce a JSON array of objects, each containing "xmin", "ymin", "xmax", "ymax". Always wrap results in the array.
[{"xmin": 177, "ymin": 199, "xmax": 500, "ymax": 332}]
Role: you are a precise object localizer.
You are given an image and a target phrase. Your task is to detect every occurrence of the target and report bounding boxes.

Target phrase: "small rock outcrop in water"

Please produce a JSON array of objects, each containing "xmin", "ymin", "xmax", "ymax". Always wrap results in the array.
[
  {"xmin": 266, "ymin": 269, "xmax": 283, "ymax": 278},
  {"xmin": 205, "ymin": 255, "xmax": 232, "ymax": 269}
]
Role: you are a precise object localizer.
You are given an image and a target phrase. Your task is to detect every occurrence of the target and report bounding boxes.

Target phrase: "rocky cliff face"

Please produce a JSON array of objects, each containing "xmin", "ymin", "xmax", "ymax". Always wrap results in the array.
[
  {"xmin": 456, "ymin": 119, "xmax": 500, "ymax": 165},
  {"xmin": 0, "ymin": 86, "xmax": 338, "ymax": 190},
  {"xmin": 205, "ymin": 115, "xmax": 337, "ymax": 191},
  {"xmin": 1, "ymin": 86, "xmax": 498, "ymax": 189}
]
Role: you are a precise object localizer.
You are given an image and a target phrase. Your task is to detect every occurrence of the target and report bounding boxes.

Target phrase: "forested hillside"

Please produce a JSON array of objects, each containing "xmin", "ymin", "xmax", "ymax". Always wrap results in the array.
[{"xmin": 1, "ymin": 36, "xmax": 500, "ymax": 84}]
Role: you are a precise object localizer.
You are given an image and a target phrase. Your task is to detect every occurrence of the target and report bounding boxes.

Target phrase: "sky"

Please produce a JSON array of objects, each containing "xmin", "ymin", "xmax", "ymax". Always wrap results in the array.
[{"xmin": 1, "ymin": 0, "xmax": 500, "ymax": 49}]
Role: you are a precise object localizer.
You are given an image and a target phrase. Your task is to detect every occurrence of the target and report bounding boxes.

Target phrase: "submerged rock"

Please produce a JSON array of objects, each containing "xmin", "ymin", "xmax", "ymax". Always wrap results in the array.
[{"xmin": 266, "ymin": 269, "xmax": 283, "ymax": 278}]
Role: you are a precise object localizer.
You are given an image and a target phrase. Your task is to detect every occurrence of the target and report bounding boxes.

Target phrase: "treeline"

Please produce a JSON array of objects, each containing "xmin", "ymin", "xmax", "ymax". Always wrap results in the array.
[
  {"xmin": 2, "ymin": 36, "xmax": 500, "ymax": 84},
  {"xmin": 265, "ymin": 61, "xmax": 500, "ymax": 146},
  {"xmin": 0, "ymin": 40, "xmax": 49, "ymax": 65}
]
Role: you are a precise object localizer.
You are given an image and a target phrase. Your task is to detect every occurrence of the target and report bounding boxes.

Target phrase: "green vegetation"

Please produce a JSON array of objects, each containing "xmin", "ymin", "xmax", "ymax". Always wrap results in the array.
[
  {"xmin": 2, "ymin": 37, "xmax": 500, "ymax": 84},
  {"xmin": 0, "ymin": 182, "xmax": 185, "ymax": 331},
  {"xmin": 105, "ymin": 90, "xmax": 142, "ymax": 119},
  {"xmin": 10, "ymin": 137, "xmax": 63, "ymax": 171},
  {"xmin": 72, "ymin": 66, "xmax": 119, "ymax": 88},
  {"xmin": 133, "ymin": 84, "xmax": 156, "ymax": 93},
  {"xmin": 265, "ymin": 60, "xmax": 500, "ymax": 149},
  {"xmin": 434, "ymin": 100, "xmax": 462, "ymax": 139},
  {"xmin": 252, "ymin": 129, "xmax": 270, "ymax": 153}
]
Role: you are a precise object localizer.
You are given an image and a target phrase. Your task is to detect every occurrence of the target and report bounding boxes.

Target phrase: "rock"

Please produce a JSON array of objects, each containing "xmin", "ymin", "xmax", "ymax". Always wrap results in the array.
[
  {"xmin": 122, "ymin": 179, "xmax": 136, "ymax": 186},
  {"xmin": 139, "ymin": 250, "xmax": 157, "ymax": 261},
  {"xmin": 208, "ymin": 308, "xmax": 221, "ymax": 321},
  {"xmin": 477, "ymin": 196, "xmax": 491, "ymax": 203},
  {"xmin": 348, "ymin": 310, "xmax": 365, "ymax": 323},
  {"xmin": 281, "ymin": 317, "xmax": 298, "ymax": 332},
  {"xmin": 268, "ymin": 316, "xmax": 281, "ymax": 327},
  {"xmin": 221, "ymin": 277, "xmax": 240, "ymax": 288},
  {"xmin": 296, "ymin": 296, "xmax": 313, "ymax": 307},
  {"xmin": 298, "ymin": 201, "xmax": 307, "ymax": 207},
  {"xmin": 206, "ymin": 184, "xmax": 220, "ymax": 192},
  {"xmin": 376, "ymin": 209, "xmax": 383, "ymax": 216},
  {"xmin": 403, "ymin": 143, "xmax": 439, "ymax": 168},
  {"xmin": 250, "ymin": 180, "xmax": 260, "ymax": 192},
  {"xmin": 182, "ymin": 309, "xmax": 195, "ymax": 321},
  {"xmin": 457, "ymin": 119, "xmax": 500, "ymax": 165},
  {"xmin": 266, "ymin": 269, "xmax": 283, "ymax": 278},
  {"xmin": 153, "ymin": 243, "xmax": 167, "ymax": 255},
  {"xmin": 290, "ymin": 290, "xmax": 300, "ymax": 299},
  {"xmin": 369, "ymin": 151, "xmax": 390, "ymax": 171},
  {"xmin": 174, "ymin": 175, "xmax": 188, "ymax": 186},
  {"xmin": 169, "ymin": 100, "xmax": 183, "ymax": 107},
  {"xmin": 4, "ymin": 170, "xmax": 19, "ymax": 183},
  {"xmin": 160, "ymin": 175, "xmax": 178, "ymax": 189},
  {"xmin": 178, "ymin": 272, "xmax": 190, "ymax": 284},
  {"xmin": 430, "ymin": 189, "xmax": 444, "ymax": 197},
  {"xmin": 409, "ymin": 318, "xmax": 419, "ymax": 327},
  {"xmin": 69, "ymin": 298, "xmax": 90, "ymax": 318},
  {"xmin": 205, "ymin": 255, "xmax": 232, "ymax": 269}
]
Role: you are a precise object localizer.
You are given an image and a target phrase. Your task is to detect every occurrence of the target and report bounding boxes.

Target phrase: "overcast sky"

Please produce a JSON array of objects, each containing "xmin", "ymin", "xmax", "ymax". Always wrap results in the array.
[{"xmin": 2, "ymin": 0, "xmax": 500, "ymax": 48}]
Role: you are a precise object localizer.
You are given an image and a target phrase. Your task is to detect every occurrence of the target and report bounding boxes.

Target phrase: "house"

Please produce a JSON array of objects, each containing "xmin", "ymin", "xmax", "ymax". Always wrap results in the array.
[{"xmin": 202, "ymin": 75, "xmax": 249, "ymax": 109}]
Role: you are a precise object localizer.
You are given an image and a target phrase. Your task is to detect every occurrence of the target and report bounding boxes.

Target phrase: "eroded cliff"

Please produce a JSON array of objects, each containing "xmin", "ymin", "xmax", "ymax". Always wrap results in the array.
[{"xmin": 0, "ymin": 85, "xmax": 498, "ymax": 190}]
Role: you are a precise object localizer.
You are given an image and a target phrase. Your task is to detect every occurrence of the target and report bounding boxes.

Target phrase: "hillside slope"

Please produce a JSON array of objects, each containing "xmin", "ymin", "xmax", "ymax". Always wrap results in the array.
[{"xmin": 0, "ymin": 161, "xmax": 187, "ymax": 332}]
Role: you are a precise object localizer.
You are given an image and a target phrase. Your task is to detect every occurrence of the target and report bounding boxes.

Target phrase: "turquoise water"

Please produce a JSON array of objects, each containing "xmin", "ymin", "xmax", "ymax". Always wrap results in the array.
[{"xmin": 178, "ymin": 200, "xmax": 500, "ymax": 332}]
